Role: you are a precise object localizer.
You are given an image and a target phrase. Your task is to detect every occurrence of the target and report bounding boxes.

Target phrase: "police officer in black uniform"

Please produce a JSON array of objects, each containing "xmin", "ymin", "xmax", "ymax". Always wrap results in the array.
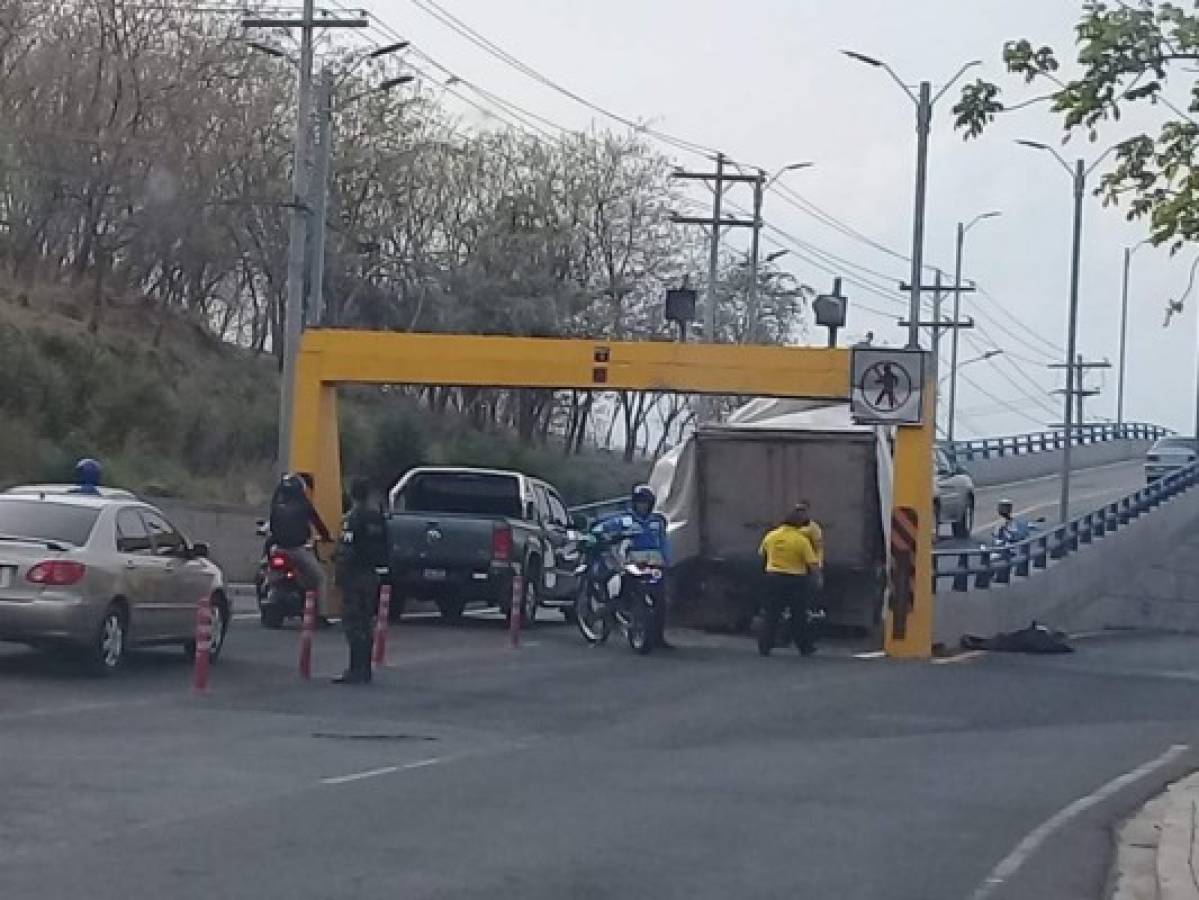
[{"xmin": 333, "ymin": 477, "xmax": 388, "ymax": 685}]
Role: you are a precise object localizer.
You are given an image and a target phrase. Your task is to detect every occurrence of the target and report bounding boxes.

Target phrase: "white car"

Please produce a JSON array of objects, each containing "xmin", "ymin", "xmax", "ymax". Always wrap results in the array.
[
  {"xmin": 1145, "ymin": 437, "xmax": 1197, "ymax": 483},
  {"xmin": 934, "ymin": 448, "xmax": 976, "ymax": 539}
]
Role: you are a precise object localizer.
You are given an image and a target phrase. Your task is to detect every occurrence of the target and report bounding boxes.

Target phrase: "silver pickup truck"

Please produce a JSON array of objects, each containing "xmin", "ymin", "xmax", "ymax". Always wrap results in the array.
[{"xmin": 387, "ymin": 467, "xmax": 582, "ymax": 624}]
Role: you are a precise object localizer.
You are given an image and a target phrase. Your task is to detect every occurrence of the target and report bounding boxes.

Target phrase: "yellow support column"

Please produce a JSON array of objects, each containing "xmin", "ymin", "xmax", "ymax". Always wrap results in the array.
[
  {"xmin": 884, "ymin": 385, "xmax": 936, "ymax": 659},
  {"xmin": 288, "ymin": 341, "xmax": 343, "ymax": 615}
]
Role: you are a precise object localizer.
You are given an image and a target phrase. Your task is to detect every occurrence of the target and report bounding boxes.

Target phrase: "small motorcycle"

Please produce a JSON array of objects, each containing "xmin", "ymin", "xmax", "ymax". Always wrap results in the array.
[
  {"xmin": 989, "ymin": 516, "xmax": 1046, "ymax": 549},
  {"xmin": 572, "ymin": 519, "xmax": 663, "ymax": 655},
  {"xmin": 255, "ymin": 520, "xmax": 323, "ymax": 629}
]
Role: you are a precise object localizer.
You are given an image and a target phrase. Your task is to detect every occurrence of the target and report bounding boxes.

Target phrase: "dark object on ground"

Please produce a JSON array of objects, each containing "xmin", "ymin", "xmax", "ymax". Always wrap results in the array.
[{"xmin": 961, "ymin": 621, "xmax": 1074, "ymax": 654}]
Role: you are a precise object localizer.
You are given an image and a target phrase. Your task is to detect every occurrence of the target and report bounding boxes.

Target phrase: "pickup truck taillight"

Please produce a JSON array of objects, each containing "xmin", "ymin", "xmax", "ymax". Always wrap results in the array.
[{"xmin": 492, "ymin": 524, "xmax": 513, "ymax": 562}]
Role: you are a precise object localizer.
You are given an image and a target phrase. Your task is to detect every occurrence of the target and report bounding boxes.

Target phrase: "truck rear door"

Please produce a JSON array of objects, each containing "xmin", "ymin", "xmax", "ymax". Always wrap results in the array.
[{"xmin": 390, "ymin": 472, "xmax": 523, "ymax": 582}]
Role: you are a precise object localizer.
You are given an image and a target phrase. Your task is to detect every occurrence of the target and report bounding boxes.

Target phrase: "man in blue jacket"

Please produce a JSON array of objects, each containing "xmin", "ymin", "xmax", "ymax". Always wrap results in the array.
[{"xmin": 601, "ymin": 484, "xmax": 672, "ymax": 649}]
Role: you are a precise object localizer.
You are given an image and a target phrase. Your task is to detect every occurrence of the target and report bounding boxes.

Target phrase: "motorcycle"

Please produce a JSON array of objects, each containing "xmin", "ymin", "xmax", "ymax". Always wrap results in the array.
[
  {"xmin": 572, "ymin": 518, "xmax": 664, "ymax": 655},
  {"xmin": 989, "ymin": 516, "xmax": 1046, "ymax": 549},
  {"xmin": 255, "ymin": 520, "xmax": 323, "ymax": 629}
]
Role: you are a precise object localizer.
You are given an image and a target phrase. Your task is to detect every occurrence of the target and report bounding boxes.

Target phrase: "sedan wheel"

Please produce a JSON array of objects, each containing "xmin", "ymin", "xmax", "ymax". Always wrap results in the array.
[{"xmin": 91, "ymin": 607, "xmax": 127, "ymax": 675}]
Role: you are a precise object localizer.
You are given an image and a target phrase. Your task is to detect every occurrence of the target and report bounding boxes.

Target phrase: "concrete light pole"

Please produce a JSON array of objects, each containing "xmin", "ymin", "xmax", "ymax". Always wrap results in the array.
[
  {"xmin": 1017, "ymin": 139, "xmax": 1118, "ymax": 521},
  {"xmin": 844, "ymin": 51, "xmax": 980, "ymax": 351}
]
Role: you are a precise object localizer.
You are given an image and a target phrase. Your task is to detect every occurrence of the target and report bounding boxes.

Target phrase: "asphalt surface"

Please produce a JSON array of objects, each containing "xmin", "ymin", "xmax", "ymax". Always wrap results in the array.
[
  {"xmin": 939, "ymin": 458, "xmax": 1148, "ymax": 550},
  {"xmin": 2, "ymin": 599, "xmax": 1197, "ymax": 900}
]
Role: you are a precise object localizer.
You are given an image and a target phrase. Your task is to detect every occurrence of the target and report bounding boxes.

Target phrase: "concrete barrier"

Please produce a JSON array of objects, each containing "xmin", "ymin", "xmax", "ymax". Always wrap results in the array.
[
  {"xmin": 934, "ymin": 488, "xmax": 1199, "ymax": 646},
  {"xmin": 961, "ymin": 439, "xmax": 1151, "ymax": 488},
  {"xmin": 154, "ymin": 498, "xmax": 261, "ymax": 583}
]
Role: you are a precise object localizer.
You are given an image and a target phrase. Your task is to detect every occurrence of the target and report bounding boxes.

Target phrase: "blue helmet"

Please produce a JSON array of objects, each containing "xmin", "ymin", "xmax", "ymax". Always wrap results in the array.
[
  {"xmin": 75, "ymin": 458, "xmax": 102, "ymax": 487},
  {"xmin": 631, "ymin": 484, "xmax": 656, "ymax": 512}
]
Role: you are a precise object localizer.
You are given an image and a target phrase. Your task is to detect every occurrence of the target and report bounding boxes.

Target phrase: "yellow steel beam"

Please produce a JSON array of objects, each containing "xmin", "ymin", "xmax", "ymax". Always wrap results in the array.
[
  {"xmin": 288, "ymin": 329, "xmax": 936, "ymax": 655},
  {"xmin": 303, "ymin": 330, "xmax": 852, "ymax": 399}
]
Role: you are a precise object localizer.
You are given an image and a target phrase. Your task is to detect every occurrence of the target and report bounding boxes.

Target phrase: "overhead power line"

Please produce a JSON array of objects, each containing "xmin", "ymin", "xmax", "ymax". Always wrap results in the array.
[{"xmin": 398, "ymin": 0, "xmax": 718, "ymax": 159}]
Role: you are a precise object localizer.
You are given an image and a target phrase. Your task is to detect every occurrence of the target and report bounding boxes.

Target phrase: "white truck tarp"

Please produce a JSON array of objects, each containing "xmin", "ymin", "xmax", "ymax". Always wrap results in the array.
[{"xmin": 648, "ymin": 400, "xmax": 895, "ymax": 566}]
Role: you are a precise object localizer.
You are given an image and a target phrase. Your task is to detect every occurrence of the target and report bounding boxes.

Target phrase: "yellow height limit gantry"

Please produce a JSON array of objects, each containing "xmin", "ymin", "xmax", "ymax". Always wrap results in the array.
[{"xmin": 287, "ymin": 329, "xmax": 935, "ymax": 658}]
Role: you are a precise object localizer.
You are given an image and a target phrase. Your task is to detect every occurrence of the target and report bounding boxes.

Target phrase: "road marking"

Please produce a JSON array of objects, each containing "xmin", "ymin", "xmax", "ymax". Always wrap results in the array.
[
  {"xmin": 402, "ymin": 757, "xmax": 442, "ymax": 770},
  {"xmin": 968, "ymin": 743, "xmax": 1190, "ymax": 900},
  {"xmin": 321, "ymin": 766, "xmax": 398, "ymax": 785},
  {"xmin": 233, "ymin": 613, "xmax": 259, "ymax": 621},
  {"xmin": 853, "ymin": 651, "xmax": 887, "ymax": 660},
  {"xmin": 320, "ymin": 756, "xmax": 443, "ymax": 786},
  {"xmin": 931, "ymin": 650, "xmax": 987, "ymax": 665}
]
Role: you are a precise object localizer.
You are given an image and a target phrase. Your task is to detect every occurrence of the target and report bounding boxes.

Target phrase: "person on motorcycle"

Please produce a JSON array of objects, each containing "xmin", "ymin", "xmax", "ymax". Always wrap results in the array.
[
  {"xmin": 757, "ymin": 507, "xmax": 821, "ymax": 657},
  {"xmin": 995, "ymin": 499, "xmax": 1032, "ymax": 544},
  {"xmin": 267, "ymin": 473, "xmax": 333, "ymax": 619},
  {"xmin": 333, "ymin": 477, "xmax": 388, "ymax": 685},
  {"xmin": 70, "ymin": 458, "xmax": 103, "ymax": 496},
  {"xmin": 601, "ymin": 484, "xmax": 672, "ymax": 649}
]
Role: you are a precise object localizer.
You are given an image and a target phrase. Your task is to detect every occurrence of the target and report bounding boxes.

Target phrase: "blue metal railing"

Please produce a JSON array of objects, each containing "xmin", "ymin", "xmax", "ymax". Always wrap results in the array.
[
  {"xmin": 944, "ymin": 423, "xmax": 1170, "ymax": 463},
  {"xmin": 933, "ymin": 461, "xmax": 1199, "ymax": 592}
]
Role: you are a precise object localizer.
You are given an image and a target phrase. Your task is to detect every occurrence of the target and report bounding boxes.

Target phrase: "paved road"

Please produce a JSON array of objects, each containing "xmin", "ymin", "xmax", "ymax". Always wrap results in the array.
[
  {"xmin": 939, "ymin": 458, "xmax": 1148, "ymax": 550},
  {"xmin": 1, "ymin": 608, "xmax": 1197, "ymax": 900}
]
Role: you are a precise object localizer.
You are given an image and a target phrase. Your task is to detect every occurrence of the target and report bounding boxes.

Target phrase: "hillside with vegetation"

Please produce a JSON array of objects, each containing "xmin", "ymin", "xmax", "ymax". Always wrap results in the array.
[{"xmin": 0, "ymin": 1, "xmax": 810, "ymax": 505}]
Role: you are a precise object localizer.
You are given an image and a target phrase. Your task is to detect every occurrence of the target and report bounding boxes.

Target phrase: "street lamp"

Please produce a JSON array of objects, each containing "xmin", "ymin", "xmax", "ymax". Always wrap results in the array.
[
  {"xmin": 1017, "ymin": 138, "xmax": 1119, "ymax": 522},
  {"xmin": 940, "ymin": 348, "xmax": 1002, "ymax": 391},
  {"xmin": 1118, "ymin": 238, "xmax": 1152, "ymax": 426},
  {"xmin": 765, "ymin": 250, "xmax": 789, "ymax": 264},
  {"xmin": 747, "ymin": 162, "xmax": 813, "ymax": 343},
  {"xmin": 845, "ymin": 50, "xmax": 980, "ymax": 350},
  {"xmin": 947, "ymin": 210, "xmax": 1002, "ymax": 443}
]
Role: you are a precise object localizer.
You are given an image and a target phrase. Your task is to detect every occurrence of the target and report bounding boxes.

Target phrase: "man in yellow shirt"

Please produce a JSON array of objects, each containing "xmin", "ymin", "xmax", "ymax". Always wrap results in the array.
[
  {"xmin": 757, "ymin": 507, "xmax": 821, "ymax": 657},
  {"xmin": 793, "ymin": 501, "xmax": 823, "ymax": 566}
]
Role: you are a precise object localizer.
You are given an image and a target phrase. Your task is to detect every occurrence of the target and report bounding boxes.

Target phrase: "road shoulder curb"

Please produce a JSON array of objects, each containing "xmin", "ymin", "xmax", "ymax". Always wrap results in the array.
[{"xmin": 1112, "ymin": 772, "xmax": 1199, "ymax": 900}]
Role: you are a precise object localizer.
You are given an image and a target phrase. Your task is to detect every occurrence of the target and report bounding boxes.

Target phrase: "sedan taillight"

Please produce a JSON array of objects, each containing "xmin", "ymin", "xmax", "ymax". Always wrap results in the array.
[{"xmin": 26, "ymin": 560, "xmax": 87, "ymax": 586}]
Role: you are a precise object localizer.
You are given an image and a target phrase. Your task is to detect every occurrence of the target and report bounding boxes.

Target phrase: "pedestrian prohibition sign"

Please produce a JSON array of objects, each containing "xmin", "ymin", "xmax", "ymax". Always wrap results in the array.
[{"xmin": 850, "ymin": 347, "xmax": 926, "ymax": 425}]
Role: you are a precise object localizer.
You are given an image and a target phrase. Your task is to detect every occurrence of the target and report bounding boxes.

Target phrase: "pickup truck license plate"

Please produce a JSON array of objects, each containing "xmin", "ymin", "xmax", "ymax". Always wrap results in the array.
[{"xmin": 423, "ymin": 568, "xmax": 447, "ymax": 581}]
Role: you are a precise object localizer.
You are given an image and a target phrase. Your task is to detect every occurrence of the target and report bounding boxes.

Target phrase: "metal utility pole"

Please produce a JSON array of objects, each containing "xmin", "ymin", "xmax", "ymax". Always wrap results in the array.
[
  {"xmin": 899, "ymin": 272, "xmax": 975, "ymax": 437},
  {"xmin": 1051, "ymin": 354, "xmax": 1109, "ymax": 431},
  {"xmin": 746, "ymin": 170, "xmax": 765, "ymax": 343},
  {"xmin": 948, "ymin": 211, "xmax": 1001, "ymax": 444},
  {"xmin": 243, "ymin": 2, "xmax": 366, "ymax": 475},
  {"xmin": 670, "ymin": 155, "xmax": 759, "ymax": 421},
  {"xmin": 309, "ymin": 68, "xmax": 333, "ymax": 328}
]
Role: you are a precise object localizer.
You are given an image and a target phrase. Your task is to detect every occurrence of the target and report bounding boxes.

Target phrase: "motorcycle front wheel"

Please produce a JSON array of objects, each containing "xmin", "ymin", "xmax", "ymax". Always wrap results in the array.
[
  {"xmin": 574, "ymin": 586, "xmax": 611, "ymax": 645},
  {"xmin": 627, "ymin": 600, "xmax": 653, "ymax": 655}
]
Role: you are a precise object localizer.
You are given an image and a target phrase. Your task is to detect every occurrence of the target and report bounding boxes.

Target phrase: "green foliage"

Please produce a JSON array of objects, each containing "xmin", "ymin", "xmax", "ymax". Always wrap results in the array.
[{"xmin": 955, "ymin": 2, "xmax": 1199, "ymax": 249}]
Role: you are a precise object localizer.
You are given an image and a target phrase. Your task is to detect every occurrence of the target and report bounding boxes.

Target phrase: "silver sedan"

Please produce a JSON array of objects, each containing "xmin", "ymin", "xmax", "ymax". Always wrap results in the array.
[{"xmin": 0, "ymin": 493, "xmax": 229, "ymax": 674}]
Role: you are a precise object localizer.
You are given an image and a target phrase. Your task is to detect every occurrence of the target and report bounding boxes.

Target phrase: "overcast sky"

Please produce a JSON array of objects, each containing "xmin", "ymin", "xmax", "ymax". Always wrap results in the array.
[{"xmin": 362, "ymin": 0, "xmax": 1199, "ymax": 438}]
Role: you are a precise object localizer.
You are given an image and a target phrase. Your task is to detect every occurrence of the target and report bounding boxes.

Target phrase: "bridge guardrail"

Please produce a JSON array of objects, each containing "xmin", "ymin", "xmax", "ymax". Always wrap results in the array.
[
  {"xmin": 945, "ymin": 422, "xmax": 1170, "ymax": 463},
  {"xmin": 933, "ymin": 462, "xmax": 1199, "ymax": 592}
]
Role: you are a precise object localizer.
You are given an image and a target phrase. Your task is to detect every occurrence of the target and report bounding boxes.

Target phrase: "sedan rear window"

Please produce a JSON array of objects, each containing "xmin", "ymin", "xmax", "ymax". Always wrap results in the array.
[
  {"xmin": 0, "ymin": 499, "xmax": 101, "ymax": 547},
  {"xmin": 397, "ymin": 473, "xmax": 522, "ymax": 518}
]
